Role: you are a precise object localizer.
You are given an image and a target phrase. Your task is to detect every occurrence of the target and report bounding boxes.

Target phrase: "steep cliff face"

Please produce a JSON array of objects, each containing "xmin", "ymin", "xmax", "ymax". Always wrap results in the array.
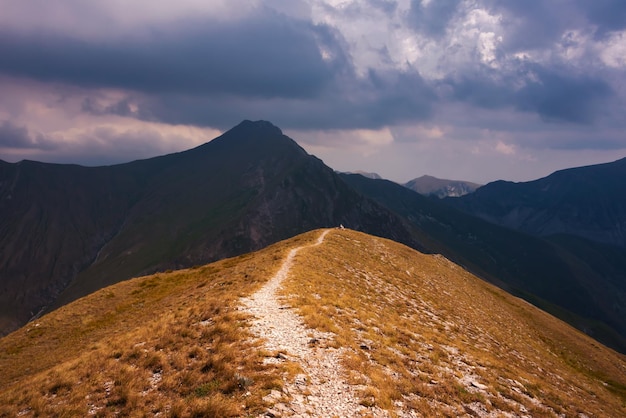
[
  {"xmin": 0, "ymin": 120, "xmax": 421, "ymax": 335},
  {"xmin": 447, "ymin": 157, "xmax": 626, "ymax": 248}
]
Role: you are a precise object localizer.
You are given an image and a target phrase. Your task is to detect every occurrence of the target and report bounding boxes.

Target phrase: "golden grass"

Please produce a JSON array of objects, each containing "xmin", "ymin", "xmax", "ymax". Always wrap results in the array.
[
  {"xmin": 1, "ymin": 228, "xmax": 625, "ymax": 417},
  {"xmin": 0, "ymin": 231, "xmax": 320, "ymax": 417},
  {"xmin": 282, "ymin": 229, "xmax": 626, "ymax": 417}
]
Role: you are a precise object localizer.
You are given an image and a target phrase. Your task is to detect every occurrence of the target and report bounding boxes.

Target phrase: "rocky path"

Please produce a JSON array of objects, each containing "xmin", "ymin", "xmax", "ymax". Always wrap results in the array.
[{"xmin": 240, "ymin": 230, "xmax": 385, "ymax": 417}]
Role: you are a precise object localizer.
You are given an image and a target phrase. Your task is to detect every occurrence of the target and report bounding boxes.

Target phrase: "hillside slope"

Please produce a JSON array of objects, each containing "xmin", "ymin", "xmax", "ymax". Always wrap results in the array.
[
  {"xmin": 447, "ymin": 157, "xmax": 626, "ymax": 247},
  {"xmin": 0, "ymin": 120, "xmax": 420, "ymax": 336},
  {"xmin": 1, "ymin": 229, "xmax": 624, "ymax": 417},
  {"xmin": 0, "ymin": 158, "xmax": 150, "ymax": 335},
  {"xmin": 3, "ymin": 120, "xmax": 625, "ymax": 360},
  {"xmin": 341, "ymin": 173, "xmax": 626, "ymax": 352}
]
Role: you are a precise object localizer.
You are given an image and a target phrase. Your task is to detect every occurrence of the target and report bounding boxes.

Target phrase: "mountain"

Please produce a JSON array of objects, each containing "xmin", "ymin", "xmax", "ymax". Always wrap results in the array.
[
  {"xmin": 2, "ymin": 120, "xmax": 625, "ymax": 354},
  {"xmin": 343, "ymin": 171, "xmax": 383, "ymax": 180},
  {"xmin": 340, "ymin": 173, "xmax": 626, "ymax": 352},
  {"xmin": 404, "ymin": 175, "xmax": 481, "ymax": 198},
  {"xmin": 446, "ymin": 157, "xmax": 626, "ymax": 247},
  {"xmin": 0, "ymin": 120, "xmax": 420, "ymax": 337},
  {"xmin": 1, "ymin": 229, "xmax": 624, "ymax": 417}
]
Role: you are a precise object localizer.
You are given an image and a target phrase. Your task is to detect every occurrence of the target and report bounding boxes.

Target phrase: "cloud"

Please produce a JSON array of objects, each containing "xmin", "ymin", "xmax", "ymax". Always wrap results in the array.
[
  {"xmin": 598, "ymin": 31, "xmax": 626, "ymax": 68},
  {"xmin": 483, "ymin": 1, "xmax": 573, "ymax": 51},
  {"xmin": 0, "ymin": 0, "xmax": 265, "ymax": 39},
  {"xmin": 441, "ymin": 61, "xmax": 613, "ymax": 124},
  {"xmin": 0, "ymin": 10, "xmax": 339, "ymax": 100},
  {"xmin": 0, "ymin": 107, "xmax": 220, "ymax": 166},
  {"xmin": 577, "ymin": 0, "xmax": 626, "ymax": 35},
  {"xmin": 513, "ymin": 66, "xmax": 612, "ymax": 123},
  {"xmin": 0, "ymin": 121, "xmax": 56, "ymax": 151},
  {"xmin": 408, "ymin": 0, "xmax": 462, "ymax": 38},
  {"xmin": 484, "ymin": 0, "xmax": 626, "ymax": 52},
  {"xmin": 367, "ymin": 0, "xmax": 398, "ymax": 15},
  {"xmin": 495, "ymin": 140, "xmax": 515, "ymax": 155},
  {"xmin": 0, "ymin": 0, "xmax": 625, "ymax": 182},
  {"xmin": 44, "ymin": 123, "xmax": 213, "ymax": 166},
  {"xmin": 122, "ymin": 66, "xmax": 435, "ymax": 131},
  {"xmin": 0, "ymin": 0, "xmax": 619, "ymax": 132},
  {"xmin": 294, "ymin": 126, "xmax": 394, "ymax": 156}
]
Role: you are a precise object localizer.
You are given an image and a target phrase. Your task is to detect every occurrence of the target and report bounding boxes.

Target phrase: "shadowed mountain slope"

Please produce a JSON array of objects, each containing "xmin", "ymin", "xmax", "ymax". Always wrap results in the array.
[
  {"xmin": 0, "ymin": 120, "xmax": 420, "ymax": 336},
  {"xmin": 404, "ymin": 175, "xmax": 481, "ymax": 198},
  {"xmin": 447, "ymin": 157, "xmax": 626, "ymax": 247},
  {"xmin": 0, "ymin": 229, "xmax": 624, "ymax": 417},
  {"xmin": 0, "ymin": 160, "xmax": 143, "ymax": 334},
  {"xmin": 341, "ymin": 173, "xmax": 626, "ymax": 352},
  {"xmin": 2, "ymin": 120, "xmax": 625, "ymax": 357}
]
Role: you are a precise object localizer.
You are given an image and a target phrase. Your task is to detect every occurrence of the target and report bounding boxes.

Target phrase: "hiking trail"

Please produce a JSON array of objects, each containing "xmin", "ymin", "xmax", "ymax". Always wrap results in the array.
[{"xmin": 240, "ymin": 229, "xmax": 387, "ymax": 417}]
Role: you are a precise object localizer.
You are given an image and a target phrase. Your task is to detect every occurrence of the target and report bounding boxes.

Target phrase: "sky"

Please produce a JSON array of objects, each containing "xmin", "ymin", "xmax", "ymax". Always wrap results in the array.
[{"xmin": 0, "ymin": 0, "xmax": 625, "ymax": 184}]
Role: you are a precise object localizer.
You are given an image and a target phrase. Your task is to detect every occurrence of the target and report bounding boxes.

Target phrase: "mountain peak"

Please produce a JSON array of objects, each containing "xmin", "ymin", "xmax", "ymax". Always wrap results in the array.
[
  {"xmin": 204, "ymin": 120, "xmax": 294, "ymax": 152},
  {"xmin": 404, "ymin": 175, "xmax": 481, "ymax": 198},
  {"xmin": 234, "ymin": 119, "xmax": 283, "ymax": 136}
]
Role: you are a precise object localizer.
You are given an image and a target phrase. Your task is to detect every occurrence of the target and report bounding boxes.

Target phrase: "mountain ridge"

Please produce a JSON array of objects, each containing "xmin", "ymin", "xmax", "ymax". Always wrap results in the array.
[
  {"xmin": 404, "ymin": 174, "xmax": 481, "ymax": 198},
  {"xmin": 1, "ymin": 229, "xmax": 624, "ymax": 417},
  {"xmin": 0, "ymin": 120, "xmax": 422, "ymax": 336},
  {"xmin": 340, "ymin": 172, "xmax": 626, "ymax": 352},
  {"xmin": 447, "ymin": 156, "xmax": 626, "ymax": 247},
  {"xmin": 2, "ymin": 120, "xmax": 625, "ymax": 355}
]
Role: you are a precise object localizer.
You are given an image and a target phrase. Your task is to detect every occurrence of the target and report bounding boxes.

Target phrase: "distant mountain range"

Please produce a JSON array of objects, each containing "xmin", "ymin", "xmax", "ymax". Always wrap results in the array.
[
  {"xmin": 446, "ymin": 158, "xmax": 626, "ymax": 248},
  {"xmin": 404, "ymin": 175, "xmax": 481, "ymax": 198},
  {"xmin": 342, "ymin": 171, "xmax": 383, "ymax": 180},
  {"xmin": 1, "ymin": 120, "xmax": 625, "ymax": 353}
]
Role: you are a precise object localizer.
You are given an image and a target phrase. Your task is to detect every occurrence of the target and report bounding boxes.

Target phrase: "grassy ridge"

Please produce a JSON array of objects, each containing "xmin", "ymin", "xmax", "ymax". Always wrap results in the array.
[
  {"xmin": 283, "ymin": 229, "xmax": 626, "ymax": 416},
  {"xmin": 1, "ymin": 228, "xmax": 625, "ymax": 416},
  {"xmin": 341, "ymin": 173, "xmax": 626, "ymax": 352},
  {"xmin": 0, "ymin": 231, "xmax": 319, "ymax": 417}
]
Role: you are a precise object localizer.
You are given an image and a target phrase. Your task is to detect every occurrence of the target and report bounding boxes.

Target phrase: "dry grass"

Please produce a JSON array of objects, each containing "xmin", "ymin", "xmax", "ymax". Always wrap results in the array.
[
  {"xmin": 282, "ymin": 229, "xmax": 626, "ymax": 417},
  {"xmin": 1, "ymin": 228, "xmax": 625, "ymax": 417},
  {"xmin": 0, "ymin": 231, "xmax": 319, "ymax": 417}
]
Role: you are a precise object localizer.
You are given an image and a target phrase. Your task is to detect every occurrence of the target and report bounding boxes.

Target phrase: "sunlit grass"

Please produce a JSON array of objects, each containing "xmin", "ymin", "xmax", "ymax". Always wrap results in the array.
[
  {"xmin": 0, "ymin": 231, "xmax": 320, "ymax": 417},
  {"xmin": 282, "ymin": 229, "xmax": 626, "ymax": 416},
  {"xmin": 1, "ymin": 228, "xmax": 625, "ymax": 417}
]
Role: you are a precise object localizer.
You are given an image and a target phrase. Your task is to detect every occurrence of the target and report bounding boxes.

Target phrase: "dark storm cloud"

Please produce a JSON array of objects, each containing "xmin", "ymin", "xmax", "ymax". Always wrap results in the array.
[
  {"xmin": 485, "ymin": 0, "xmax": 626, "ymax": 51},
  {"xmin": 514, "ymin": 67, "xmax": 612, "ymax": 123},
  {"xmin": 82, "ymin": 97, "xmax": 137, "ymax": 118},
  {"xmin": 0, "ymin": 0, "xmax": 622, "ymax": 157},
  {"xmin": 580, "ymin": 0, "xmax": 626, "ymax": 35},
  {"xmin": 126, "ymin": 67, "xmax": 435, "ymax": 131},
  {"xmin": 408, "ymin": 0, "xmax": 462, "ymax": 38},
  {"xmin": 483, "ymin": 1, "xmax": 571, "ymax": 50},
  {"xmin": 0, "ymin": 121, "xmax": 56, "ymax": 150},
  {"xmin": 0, "ymin": 11, "xmax": 338, "ymax": 99},
  {"xmin": 442, "ymin": 64, "xmax": 613, "ymax": 124},
  {"xmin": 366, "ymin": 0, "xmax": 398, "ymax": 15}
]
